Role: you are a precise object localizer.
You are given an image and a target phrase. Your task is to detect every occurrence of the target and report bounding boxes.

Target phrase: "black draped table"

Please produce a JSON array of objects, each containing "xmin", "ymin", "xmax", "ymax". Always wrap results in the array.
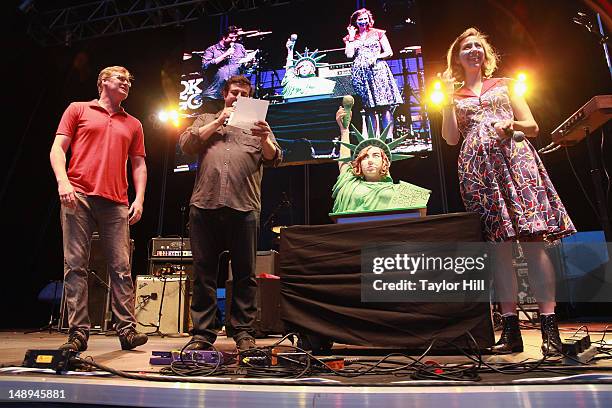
[{"xmin": 278, "ymin": 212, "xmax": 495, "ymax": 350}]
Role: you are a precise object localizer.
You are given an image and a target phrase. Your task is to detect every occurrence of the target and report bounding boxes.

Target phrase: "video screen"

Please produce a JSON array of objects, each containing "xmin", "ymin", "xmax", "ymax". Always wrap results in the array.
[{"xmin": 174, "ymin": 2, "xmax": 431, "ymax": 172}]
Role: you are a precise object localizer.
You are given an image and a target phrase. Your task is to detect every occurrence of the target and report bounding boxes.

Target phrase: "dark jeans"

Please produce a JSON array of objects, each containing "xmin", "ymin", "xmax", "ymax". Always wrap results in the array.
[{"xmin": 189, "ymin": 206, "xmax": 258, "ymax": 342}]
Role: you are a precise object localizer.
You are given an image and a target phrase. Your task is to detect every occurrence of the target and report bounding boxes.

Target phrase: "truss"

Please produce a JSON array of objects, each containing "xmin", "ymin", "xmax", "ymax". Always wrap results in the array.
[{"xmin": 24, "ymin": 0, "xmax": 293, "ymax": 46}]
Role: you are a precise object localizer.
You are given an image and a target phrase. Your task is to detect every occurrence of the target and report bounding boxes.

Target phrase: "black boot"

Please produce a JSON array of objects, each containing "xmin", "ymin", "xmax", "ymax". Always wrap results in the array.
[
  {"xmin": 540, "ymin": 314, "xmax": 563, "ymax": 356},
  {"xmin": 491, "ymin": 314, "xmax": 524, "ymax": 354}
]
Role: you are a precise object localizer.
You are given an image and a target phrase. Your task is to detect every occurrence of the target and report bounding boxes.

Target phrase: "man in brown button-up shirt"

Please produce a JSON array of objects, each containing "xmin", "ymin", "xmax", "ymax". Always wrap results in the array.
[{"xmin": 179, "ymin": 75, "xmax": 282, "ymax": 351}]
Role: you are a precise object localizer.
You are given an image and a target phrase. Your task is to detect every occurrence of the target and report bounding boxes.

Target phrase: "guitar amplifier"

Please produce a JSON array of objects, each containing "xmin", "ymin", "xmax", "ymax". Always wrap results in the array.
[
  {"xmin": 150, "ymin": 237, "xmax": 191, "ymax": 258},
  {"xmin": 135, "ymin": 275, "xmax": 190, "ymax": 334},
  {"xmin": 319, "ymin": 63, "xmax": 354, "ymax": 97},
  {"xmin": 318, "ymin": 62, "xmax": 353, "ymax": 78}
]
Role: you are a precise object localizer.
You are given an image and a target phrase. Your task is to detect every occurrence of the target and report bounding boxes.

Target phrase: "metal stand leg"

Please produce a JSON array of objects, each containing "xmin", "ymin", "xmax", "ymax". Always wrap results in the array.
[{"xmin": 584, "ymin": 127, "xmax": 612, "ymax": 240}]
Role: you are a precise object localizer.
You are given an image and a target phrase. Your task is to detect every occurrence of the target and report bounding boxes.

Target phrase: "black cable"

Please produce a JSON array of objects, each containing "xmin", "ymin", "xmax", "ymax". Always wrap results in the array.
[
  {"xmin": 67, "ymin": 329, "xmax": 612, "ymax": 383},
  {"xmin": 601, "ymin": 127, "xmax": 610, "ymax": 201}
]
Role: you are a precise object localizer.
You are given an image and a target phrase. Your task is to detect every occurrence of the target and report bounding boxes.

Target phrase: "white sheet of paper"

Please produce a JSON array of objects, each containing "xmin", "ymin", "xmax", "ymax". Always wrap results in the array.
[
  {"xmin": 226, "ymin": 96, "xmax": 269, "ymax": 130},
  {"xmin": 238, "ymin": 50, "xmax": 257, "ymax": 64}
]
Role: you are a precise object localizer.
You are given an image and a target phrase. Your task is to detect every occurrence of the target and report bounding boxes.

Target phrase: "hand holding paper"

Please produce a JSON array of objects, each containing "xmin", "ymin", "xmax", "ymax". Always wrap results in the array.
[{"xmin": 226, "ymin": 96, "xmax": 269, "ymax": 130}]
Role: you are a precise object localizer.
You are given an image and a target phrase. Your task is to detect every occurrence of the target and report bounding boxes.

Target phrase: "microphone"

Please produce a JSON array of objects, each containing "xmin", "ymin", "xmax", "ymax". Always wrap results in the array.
[
  {"xmin": 491, "ymin": 122, "xmax": 525, "ymax": 142},
  {"xmin": 342, "ymin": 95, "xmax": 354, "ymax": 128},
  {"xmin": 509, "ymin": 130, "xmax": 525, "ymax": 142},
  {"xmin": 224, "ymin": 101, "xmax": 237, "ymax": 126}
]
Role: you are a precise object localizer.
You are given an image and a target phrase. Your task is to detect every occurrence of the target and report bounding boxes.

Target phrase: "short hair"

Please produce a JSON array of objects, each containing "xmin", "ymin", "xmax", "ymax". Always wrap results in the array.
[
  {"xmin": 351, "ymin": 145, "xmax": 390, "ymax": 179},
  {"xmin": 97, "ymin": 66, "xmax": 132, "ymax": 96},
  {"xmin": 444, "ymin": 27, "xmax": 499, "ymax": 83},
  {"xmin": 349, "ymin": 8, "xmax": 375, "ymax": 31},
  {"xmin": 222, "ymin": 75, "xmax": 253, "ymax": 96},
  {"xmin": 222, "ymin": 25, "xmax": 240, "ymax": 39}
]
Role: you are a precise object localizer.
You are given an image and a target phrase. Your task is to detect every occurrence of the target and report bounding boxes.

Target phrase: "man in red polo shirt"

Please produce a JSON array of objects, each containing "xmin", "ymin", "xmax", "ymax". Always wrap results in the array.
[{"xmin": 50, "ymin": 65, "xmax": 148, "ymax": 351}]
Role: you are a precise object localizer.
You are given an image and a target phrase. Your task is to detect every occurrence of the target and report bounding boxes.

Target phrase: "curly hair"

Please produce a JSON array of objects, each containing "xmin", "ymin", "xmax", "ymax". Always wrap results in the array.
[
  {"xmin": 351, "ymin": 146, "xmax": 390, "ymax": 179},
  {"xmin": 444, "ymin": 27, "xmax": 499, "ymax": 83}
]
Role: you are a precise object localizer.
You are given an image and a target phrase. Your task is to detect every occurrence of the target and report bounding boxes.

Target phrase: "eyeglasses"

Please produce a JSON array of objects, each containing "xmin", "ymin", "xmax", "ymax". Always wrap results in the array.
[{"xmin": 109, "ymin": 74, "xmax": 132, "ymax": 85}]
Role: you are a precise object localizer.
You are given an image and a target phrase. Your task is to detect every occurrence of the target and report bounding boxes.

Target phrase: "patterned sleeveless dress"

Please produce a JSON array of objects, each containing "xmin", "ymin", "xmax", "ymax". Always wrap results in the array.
[
  {"xmin": 454, "ymin": 78, "xmax": 575, "ymax": 242},
  {"xmin": 344, "ymin": 29, "xmax": 403, "ymax": 109}
]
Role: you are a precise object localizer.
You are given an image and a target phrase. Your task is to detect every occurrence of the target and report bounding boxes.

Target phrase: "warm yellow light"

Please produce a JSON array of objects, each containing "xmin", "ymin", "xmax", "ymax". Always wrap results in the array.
[
  {"xmin": 514, "ymin": 72, "xmax": 528, "ymax": 97},
  {"xmin": 429, "ymin": 80, "xmax": 446, "ymax": 106},
  {"xmin": 430, "ymin": 90, "xmax": 445, "ymax": 105},
  {"xmin": 158, "ymin": 110, "xmax": 169, "ymax": 122},
  {"xmin": 158, "ymin": 109, "xmax": 181, "ymax": 126}
]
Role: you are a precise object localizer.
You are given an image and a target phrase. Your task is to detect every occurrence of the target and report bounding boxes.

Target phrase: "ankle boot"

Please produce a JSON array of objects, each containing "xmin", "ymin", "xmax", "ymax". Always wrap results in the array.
[
  {"xmin": 491, "ymin": 314, "xmax": 524, "ymax": 354},
  {"xmin": 540, "ymin": 314, "xmax": 563, "ymax": 356}
]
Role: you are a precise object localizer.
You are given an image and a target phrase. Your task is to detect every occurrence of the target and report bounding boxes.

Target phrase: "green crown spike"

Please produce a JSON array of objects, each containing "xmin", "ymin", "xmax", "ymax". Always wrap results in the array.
[
  {"xmin": 337, "ymin": 116, "xmax": 414, "ymax": 163},
  {"xmin": 290, "ymin": 48, "xmax": 327, "ymax": 78}
]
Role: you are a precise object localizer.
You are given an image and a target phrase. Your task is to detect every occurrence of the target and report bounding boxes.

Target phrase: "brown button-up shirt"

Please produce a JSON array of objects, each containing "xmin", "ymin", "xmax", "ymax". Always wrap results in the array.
[{"xmin": 179, "ymin": 112, "xmax": 282, "ymax": 212}]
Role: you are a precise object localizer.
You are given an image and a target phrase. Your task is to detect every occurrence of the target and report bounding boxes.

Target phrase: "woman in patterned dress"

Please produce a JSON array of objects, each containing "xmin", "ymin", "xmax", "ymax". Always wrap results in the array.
[
  {"xmin": 344, "ymin": 8, "xmax": 403, "ymax": 139},
  {"xmin": 441, "ymin": 28, "xmax": 576, "ymax": 355}
]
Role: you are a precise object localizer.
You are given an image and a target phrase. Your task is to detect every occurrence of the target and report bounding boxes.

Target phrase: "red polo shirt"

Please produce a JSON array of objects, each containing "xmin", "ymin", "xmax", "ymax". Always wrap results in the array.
[{"xmin": 56, "ymin": 100, "xmax": 146, "ymax": 205}]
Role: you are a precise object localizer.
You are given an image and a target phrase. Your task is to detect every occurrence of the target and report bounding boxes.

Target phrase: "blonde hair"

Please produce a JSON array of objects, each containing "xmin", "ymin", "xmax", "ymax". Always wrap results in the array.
[
  {"xmin": 444, "ymin": 27, "xmax": 499, "ymax": 82},
  {"xmin": 97, "ymin": 66, "xmax": 132, "ymax": 96}
]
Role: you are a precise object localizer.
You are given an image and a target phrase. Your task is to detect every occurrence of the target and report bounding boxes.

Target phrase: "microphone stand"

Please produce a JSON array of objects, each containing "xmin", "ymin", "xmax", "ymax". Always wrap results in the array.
[
  {"xmin": 573, "ymin": 11, "xmax": 611, "ymax": 80},
  {"xmin": 177, "ymin": 203, "xmax": 188, "ymax": 336}
]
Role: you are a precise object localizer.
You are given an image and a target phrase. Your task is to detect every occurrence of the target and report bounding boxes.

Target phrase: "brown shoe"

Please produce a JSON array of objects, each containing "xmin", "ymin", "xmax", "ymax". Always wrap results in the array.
[
  {"xmin": 59, "ymin": 328, "xmax": 88, "ymax": 352},
  {"xmin": 119, "ymin": 328, "xmax": 148, "ymax": 350},
  {"xmin": 236, "ymin": 337, "xmax": 256, "ymax": 351}
]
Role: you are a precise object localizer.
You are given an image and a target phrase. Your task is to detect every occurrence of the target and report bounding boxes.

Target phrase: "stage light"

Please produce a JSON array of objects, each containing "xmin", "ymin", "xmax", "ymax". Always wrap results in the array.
[
  {"xmin": 429, "ymin": 80, "xmax": 446, "ymax": 107},
  {"xmin": 157, "ymin": 109, "xmax": 181, "ymax": 127},
  {"xmin": 514, "ymin": 72, "xmax": 528, "ymax": 97}
]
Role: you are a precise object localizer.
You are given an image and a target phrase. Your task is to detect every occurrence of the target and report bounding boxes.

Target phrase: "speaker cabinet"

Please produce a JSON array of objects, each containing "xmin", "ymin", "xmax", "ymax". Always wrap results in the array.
[
  {"xmin": 225, "ymin": 276, "xmax": 283, "ymax": 337},
  {"xmin": 255, "ymin": 250, "xmax": 279, "ymax": 276},
  {"xmin": 135, "ymin": 275, "xmax": 190, "ymax": 334}
]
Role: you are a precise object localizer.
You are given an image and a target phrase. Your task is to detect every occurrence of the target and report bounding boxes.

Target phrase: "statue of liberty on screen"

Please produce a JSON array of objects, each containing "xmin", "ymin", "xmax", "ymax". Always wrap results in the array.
[{"xmin": 281, "ymin": 35, "xmax": 337, "ymax": 101}]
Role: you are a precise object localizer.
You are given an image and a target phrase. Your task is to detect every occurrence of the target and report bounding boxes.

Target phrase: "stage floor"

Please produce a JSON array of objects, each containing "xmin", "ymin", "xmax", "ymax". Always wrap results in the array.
[{"xmin": 1, "ymin": 323, "xmax": 612, "ymax": 407}]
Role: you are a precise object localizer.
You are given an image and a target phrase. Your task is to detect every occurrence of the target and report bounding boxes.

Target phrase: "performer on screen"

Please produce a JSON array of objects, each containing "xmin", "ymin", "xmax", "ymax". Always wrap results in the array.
[
  {"xmin": 200, "ymin": 26, "xmax": 254, "ymax": 113},
  {"xmin": 331, "ymin": 103, "xmax": 430, "ymax": 216},
  {"xmin": 343, "ymin": 8, "xmax": 403, "ymax": 140},
  {"xmin": 281, "ymin": 35, "xmax": 336, "ymax": 100},
  {"xmin": 440, "ymin": 27, "xmax": 576, "ymax": 355},
  {"xmin": 179, "ymin": 75, "xmax": 282, "ymax": 352}
]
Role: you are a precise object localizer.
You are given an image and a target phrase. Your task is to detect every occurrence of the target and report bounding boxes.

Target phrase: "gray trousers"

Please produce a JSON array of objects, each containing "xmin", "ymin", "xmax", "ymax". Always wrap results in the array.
[{"xmin": 61, "ymin": 193, "xmax": 136, "ymax": 335}]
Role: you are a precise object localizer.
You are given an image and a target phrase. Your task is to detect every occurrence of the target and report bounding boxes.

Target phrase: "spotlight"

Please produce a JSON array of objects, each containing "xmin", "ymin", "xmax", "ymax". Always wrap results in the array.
[
  {"xmin": 429, "ymin": 80, "xmax": 446, "ymax": 107},
  {"xmin": 157, "ymin": 109, "xmax": 181, "ymax": 127},
  {"xmin": 157, "ymin": 110, "xmax": 169, "ymax": 122},
  {"xmin": 513, "ymin": 72, "xmax": 528, "ymax": 97}
]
